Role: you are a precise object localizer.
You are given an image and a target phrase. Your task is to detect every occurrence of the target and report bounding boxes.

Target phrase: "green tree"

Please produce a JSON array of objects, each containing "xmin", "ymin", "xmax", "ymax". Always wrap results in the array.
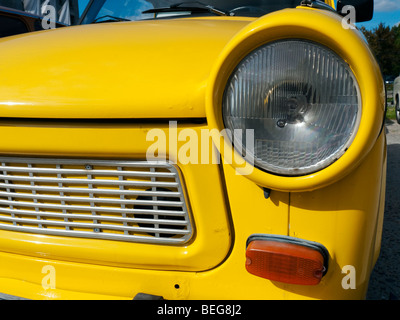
[
  {"xmin": 360, "ymin": 23, "xmax": 400, "ymax": 77},
  {"xmin": 393, "ymin": 24, "xmax": 400, "ymax": 76}
]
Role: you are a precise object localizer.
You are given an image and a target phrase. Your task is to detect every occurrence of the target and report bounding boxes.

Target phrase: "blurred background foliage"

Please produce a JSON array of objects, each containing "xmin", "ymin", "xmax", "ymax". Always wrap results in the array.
[{"xmin": 360, "ymin": 23, "xmax": 400, "ymax": 80}]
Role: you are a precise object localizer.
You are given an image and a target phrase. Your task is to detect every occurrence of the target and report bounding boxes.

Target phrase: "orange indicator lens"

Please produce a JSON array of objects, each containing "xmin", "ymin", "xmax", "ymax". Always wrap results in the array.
[{"xmin": 246, "ymin": 237, "xmax": 327, "ymax": 285}]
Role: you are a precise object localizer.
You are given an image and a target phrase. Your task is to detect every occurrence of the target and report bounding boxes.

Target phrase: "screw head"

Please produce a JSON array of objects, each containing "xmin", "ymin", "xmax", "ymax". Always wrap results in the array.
[{"xmin": 276, "ymin": 119, "xmax": 287, "ymax": 128}]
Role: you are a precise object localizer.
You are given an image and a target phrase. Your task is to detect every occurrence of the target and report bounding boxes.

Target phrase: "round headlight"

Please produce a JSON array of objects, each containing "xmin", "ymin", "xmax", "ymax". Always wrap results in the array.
[{"xmin": 222, "ymin": 39, "xmax": 361, "ymax": 176}]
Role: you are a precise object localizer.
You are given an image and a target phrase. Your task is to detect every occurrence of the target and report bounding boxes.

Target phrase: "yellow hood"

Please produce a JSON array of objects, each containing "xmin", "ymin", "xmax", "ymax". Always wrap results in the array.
[{"xmin": 0, "ymin": 17, "xmax": 253, "ymax": 119}]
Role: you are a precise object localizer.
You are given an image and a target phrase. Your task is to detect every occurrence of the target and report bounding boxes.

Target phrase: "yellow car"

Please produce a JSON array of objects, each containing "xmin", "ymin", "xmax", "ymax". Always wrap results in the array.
[{"xmin": 0, "ymin": 0, "xmax": 386, "ymax": 300}]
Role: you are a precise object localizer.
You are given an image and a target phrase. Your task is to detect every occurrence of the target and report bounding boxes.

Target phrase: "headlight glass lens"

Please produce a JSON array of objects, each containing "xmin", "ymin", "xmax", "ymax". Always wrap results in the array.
[{"xmin": 223, "ymin": 40, "xmax": 361, "ymax": 176}]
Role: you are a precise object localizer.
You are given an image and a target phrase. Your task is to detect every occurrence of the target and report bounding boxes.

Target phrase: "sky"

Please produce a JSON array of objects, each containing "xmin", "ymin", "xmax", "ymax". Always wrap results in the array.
[{"xmin": 357, "ymin": 0, "xmax": 400, "ymax": 30}]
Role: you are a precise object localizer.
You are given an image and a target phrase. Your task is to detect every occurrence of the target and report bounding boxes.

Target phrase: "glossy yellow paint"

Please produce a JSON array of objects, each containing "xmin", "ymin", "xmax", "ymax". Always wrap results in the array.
[
  {"xmin": 287, "ymin": 132, "xmax": 387, "ymax": 299},
  {"xmin": 326, "ymin": 0, "xmax": 335, "ymax": 8},
  {"xmin": 0, "ymin": 122, "xmax": 232, "ymax": 271},
  {"xmin": 0, "ymin": 17, "xmax": 252, "ymax": 119},
  {"xmin": 0, "ymin": 120, "xmax": 289, "ymax": 300},
  {"xmin": 0, "ymin": 1, "xmax": 386, "ymax": 300},
  {"xmin": 206, "ymin": 7, "xmax": 385, "ymax": 192},
  {"xmin": 0, "ymin": 131, "xmax": 385, "ymax": 299}
]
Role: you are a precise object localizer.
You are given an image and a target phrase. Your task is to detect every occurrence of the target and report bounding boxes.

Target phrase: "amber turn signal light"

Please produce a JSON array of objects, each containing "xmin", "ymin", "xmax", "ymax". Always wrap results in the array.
[{"xmin": 246, "ymin": 235, "xmax": 329, "ymax": 285}]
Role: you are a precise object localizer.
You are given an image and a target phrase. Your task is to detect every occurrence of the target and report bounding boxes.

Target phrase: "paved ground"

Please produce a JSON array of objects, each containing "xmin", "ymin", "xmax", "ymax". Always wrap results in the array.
[{"xmin": 366, "ymin": 119, "xmax": 400, "ymax": 300}]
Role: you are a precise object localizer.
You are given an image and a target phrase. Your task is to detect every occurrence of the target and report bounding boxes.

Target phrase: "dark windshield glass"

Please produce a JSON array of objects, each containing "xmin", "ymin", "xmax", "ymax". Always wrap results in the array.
[
  {"xmin": 0, "ymin": 16, "xmax": 29, "ymax": 37},
  {"xmin": 80, "ymin": 0, "xmax": 304, "ymax": 24}
]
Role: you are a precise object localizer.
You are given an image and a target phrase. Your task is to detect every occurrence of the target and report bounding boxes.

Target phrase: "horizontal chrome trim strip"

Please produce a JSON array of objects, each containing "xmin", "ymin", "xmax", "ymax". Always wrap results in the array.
[
  {"xmin": 0, "ymin": 215, "xmax": 191, "ymax": 235},
  {"xmin": 0, "ymin": 191, "xmax": 184, "ymax": 207},
  {"xmin": 1, "ymin": 165, "xmax": 176, "ymax": 178},
  {"xmin": 0, "ymin": 182, "xmax": 182, "ymax": 197},
  {"xmin": 2, "ymin": 158, "xmax": 171, "ymax": 167},
  {"xmin": 0, "ymin": 199, "xmax": 185, "ymax": 215},
  {"xmin": 0, "ymin": 224, "xmax": 185, "ymax": 243},
  {"xmin": 0, "ymin": 174, "xmax": 179, "ymax": 188},
  {"xmin": 0, "ymin": 207, "xmax": 189, "ymax": 225}
]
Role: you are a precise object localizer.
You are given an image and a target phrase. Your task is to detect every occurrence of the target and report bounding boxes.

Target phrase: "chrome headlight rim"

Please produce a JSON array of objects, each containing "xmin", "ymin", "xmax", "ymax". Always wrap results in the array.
[
  {"xmin": 221, "ymin": 38, "xmax": 362, "ymax": 177},
  {"xmin": 205, "ymin": 9, "xmax": 384, "ymax": 192}
]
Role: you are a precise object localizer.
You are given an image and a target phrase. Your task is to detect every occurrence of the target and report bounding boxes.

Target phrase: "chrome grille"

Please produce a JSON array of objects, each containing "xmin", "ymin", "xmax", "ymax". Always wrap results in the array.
[{"xmin": 0, "ymin": 157, "xmax": 192, "ymax": 244}]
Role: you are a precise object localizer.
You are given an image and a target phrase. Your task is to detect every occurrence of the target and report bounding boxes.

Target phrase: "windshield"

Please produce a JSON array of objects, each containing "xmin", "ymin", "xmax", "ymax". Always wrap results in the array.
[{"xmin": 79, "ymin": 0, "xmax": 304, "ymax": 24}]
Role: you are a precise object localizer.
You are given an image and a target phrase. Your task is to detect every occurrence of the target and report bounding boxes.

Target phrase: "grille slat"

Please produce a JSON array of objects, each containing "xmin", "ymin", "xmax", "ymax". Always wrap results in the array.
[
  {"xmin": 0, "ymin": 207, "xmax": 188, "ymax": 225},
  {"xmin": 0, "ymin": 191, "xmax": 184, "ymax": 207},
  {"xmin": 0, "ymin": 224, "xmax": 185, "ymax": 243},
  {"xmin": 0, "ymin": 199, "xmax": 185, "ymax": 215},
  {"xmin": 0, "ymin": 166, "xmax": 177, "ymax": 178},
  {"xmin": 0, "ymin": 174, "xmax": 179, "ymax": 188},
  {"xmin": 0, "ymin": 157, "xmax": 192, "ymax": 244},
  {"xmin": 0, "ymin": 215, "xmax": 191, "ymax": 234},
  {"xmin": 0, "ymin": 183, "xmax": 182, "ymax": 197}
]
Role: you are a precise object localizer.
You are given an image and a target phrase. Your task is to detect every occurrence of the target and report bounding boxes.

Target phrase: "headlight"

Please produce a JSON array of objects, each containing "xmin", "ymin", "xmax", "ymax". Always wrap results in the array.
[{"xmin": 222, "ymin": 39, "xmax": 361, "ymax": 176}]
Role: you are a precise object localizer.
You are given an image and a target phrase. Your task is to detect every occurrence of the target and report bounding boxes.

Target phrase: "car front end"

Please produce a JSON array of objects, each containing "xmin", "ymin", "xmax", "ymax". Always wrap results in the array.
[{"xmin": 0, "ymin": 0, "xmax": 386, "ymax": 300}]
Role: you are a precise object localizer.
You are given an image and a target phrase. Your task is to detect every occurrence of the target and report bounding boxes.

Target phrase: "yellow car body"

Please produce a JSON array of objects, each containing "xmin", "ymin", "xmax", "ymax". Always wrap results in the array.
[{"xmin": 0, "ymin": 0, "xmax": 386, "ymax": 300}]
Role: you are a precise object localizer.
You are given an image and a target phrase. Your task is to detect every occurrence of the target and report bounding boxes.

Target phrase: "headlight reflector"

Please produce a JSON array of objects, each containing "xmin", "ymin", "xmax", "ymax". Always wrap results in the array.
[{"xmin": 223, "ymin": 40, "xmax": 361, "ymax": 176}]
